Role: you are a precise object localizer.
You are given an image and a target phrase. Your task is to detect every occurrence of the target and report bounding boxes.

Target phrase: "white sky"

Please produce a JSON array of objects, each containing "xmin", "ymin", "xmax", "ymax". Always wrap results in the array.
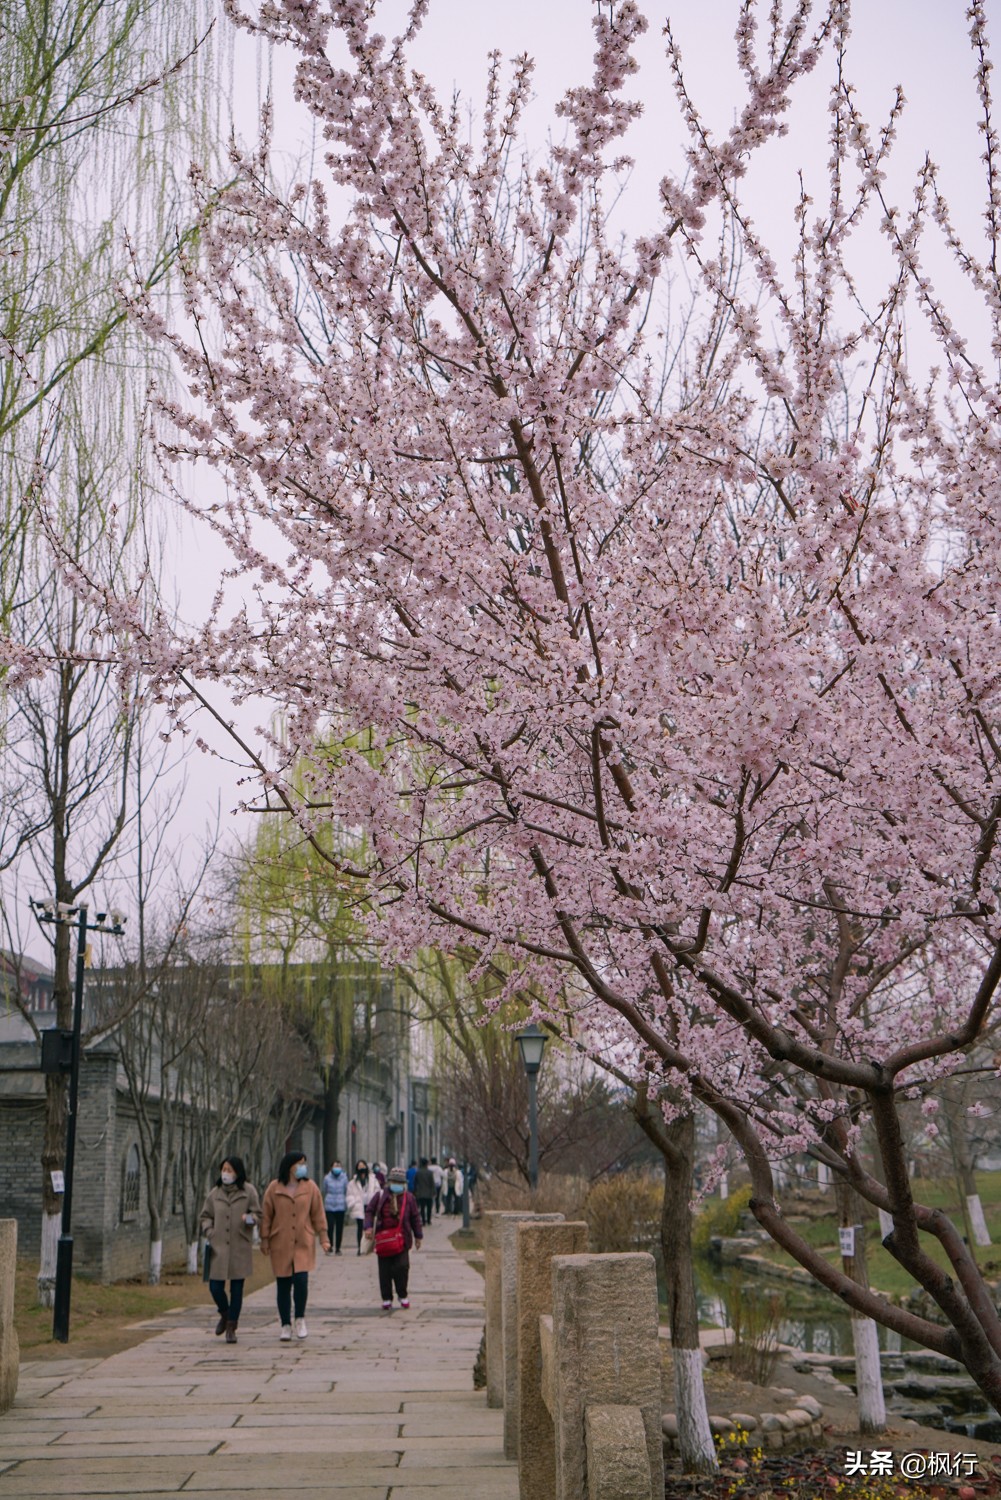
[{"xmin": 164, "ymin": 0, "xmax": 997, "ymax": 867}]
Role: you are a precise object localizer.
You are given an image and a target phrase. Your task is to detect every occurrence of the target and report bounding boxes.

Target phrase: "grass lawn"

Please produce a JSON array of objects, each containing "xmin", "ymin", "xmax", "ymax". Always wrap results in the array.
[
  {"xmin": 756, "ymin": 1170, "xmax": 1001, "ymax": 1298},
  {"xmin": 14, "ymin": 1255, "xmax": 276, "ymax": 1362}
]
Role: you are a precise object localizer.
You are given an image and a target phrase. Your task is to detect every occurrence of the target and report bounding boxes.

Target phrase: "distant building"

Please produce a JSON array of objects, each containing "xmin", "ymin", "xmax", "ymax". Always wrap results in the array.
[{"xmin": 0, "ymin": 953, "xmax": 438, "ymax": 1281}]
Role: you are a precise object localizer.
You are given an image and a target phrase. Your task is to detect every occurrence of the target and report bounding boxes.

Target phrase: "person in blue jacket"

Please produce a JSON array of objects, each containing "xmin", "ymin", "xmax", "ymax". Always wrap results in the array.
[{"xmin": 322, "ymin": 1160, "xmax": 348, "ymax": 1254}]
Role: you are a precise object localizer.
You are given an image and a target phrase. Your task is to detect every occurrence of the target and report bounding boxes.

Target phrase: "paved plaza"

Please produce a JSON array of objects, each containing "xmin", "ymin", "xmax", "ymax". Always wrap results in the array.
[{"xmin": 0, "ymin": 1221, "xmax": 515, "ymax": 1499}]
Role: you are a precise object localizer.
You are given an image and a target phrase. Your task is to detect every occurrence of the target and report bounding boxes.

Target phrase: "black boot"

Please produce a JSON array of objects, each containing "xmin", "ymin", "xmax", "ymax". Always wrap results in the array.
[
  {"xmin": 215, "ymin": 1313, "xmax": 227, "ymax": 1336},
  {"xmin": 225, "ymin": 1321, "xmax": 238, "ymax": 1344}
]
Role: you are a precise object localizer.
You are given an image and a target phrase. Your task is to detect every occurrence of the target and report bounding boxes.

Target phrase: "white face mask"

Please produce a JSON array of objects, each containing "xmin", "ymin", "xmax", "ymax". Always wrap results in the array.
[{"xmin": 221, "ymin": 1172, "xmax": 236, "ymax": 1186}]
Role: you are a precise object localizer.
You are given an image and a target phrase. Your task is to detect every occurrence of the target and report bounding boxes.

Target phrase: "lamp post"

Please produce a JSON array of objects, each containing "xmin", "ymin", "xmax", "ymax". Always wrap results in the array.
[
  {"xmin": 31, "ymin": 899, "xmax": 126, "ymax": 1343},
  {"xmin": 515, "ymin": 1022, "xmax": 547, "ymax": 1191}
]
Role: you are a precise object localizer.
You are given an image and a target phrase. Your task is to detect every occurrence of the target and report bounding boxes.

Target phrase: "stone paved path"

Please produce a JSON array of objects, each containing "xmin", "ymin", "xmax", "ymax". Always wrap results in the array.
[{"xmin": 0, "ymin": 1217, "xmax": 516, "ymax": 1499}]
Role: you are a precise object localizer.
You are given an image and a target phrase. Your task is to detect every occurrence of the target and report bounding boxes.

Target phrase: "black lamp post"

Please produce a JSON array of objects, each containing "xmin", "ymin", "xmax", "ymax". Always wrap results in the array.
[
  {"xmin": 515, "ymin": 1022, "xmax": 547, "ymax": 1191},
  {"xmin": 31, "ymin": 899, "xmax": 126, "ymax": 1342}
]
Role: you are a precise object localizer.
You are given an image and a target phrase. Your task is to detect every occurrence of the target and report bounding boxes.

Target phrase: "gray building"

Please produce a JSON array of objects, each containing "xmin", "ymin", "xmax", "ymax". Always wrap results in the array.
[{"xmin": 0, "ymin": 954, "xmax": 439, "ymax": 1282}]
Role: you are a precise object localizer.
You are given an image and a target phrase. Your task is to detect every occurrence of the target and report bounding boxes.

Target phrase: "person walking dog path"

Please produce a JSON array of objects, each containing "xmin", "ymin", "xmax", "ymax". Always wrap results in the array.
[{"xmin": 0, "ymin": 1225, "xmax": 515, "ymax": 1498}]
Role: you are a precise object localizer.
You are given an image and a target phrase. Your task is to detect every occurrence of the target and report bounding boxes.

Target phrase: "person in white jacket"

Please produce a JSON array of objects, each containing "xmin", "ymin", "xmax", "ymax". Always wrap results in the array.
[
  {"xmin": 430, "ymin": 1157, "xmax": 443, "ymax": 1215},
  {"xmin": 346, "ymin": 1161, "xmax": 380, "ymax": 1254},
  {"xmin": 443, "ymin": 1158, "xmax": 464, "ymax": 1216}
]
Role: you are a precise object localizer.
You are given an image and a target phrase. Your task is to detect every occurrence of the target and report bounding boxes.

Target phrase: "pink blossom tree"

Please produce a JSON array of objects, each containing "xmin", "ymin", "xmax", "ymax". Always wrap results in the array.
[{"xmin": 102, "ymin": 0, "xmax": 1001, "ymax": 1410}]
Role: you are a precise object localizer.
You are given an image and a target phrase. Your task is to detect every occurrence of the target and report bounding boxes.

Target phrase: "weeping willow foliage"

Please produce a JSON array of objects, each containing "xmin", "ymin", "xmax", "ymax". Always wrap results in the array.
[
  {"xmin": 232, "ymin": 793, "xmax": 399, "ymax": 1142},
  {"xmin": 0, "ymin": 0, "xmax": 227, "ymax": 619}
]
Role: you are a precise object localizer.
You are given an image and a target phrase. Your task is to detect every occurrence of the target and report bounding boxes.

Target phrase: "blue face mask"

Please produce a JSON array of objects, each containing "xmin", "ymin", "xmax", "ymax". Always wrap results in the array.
[
  {"xmin": 389, "ymin": 1183, "xmax": 405, "ymax": 1195},
  {"xmin": 294, "ymin": 1164, "xmax": 308, "ymax": 1180},
  {"xmin": 332, "ymin": 1168, "xmax": 342, "ymax": 1176}
]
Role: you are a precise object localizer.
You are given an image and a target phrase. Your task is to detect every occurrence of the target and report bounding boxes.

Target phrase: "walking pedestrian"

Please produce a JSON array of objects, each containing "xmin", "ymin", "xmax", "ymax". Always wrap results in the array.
[
  {"xmin": 346, "ymin": 1159, "xmax": 379, "ymax": 1254},
  {"xmin": 364, "ymin": 1165, "xmax": 423, "ymax": 1311},
  {"xmin": 406, "ymin": 1159, "xmax": 418, "ymax": 1192},
  {"xmin": 430, "ymin": 1156, "xmax": 443, "ymax": 1215},
  {"xmin": 260, "ymin": 1151, "xmax": 330, "ymax": 1341},
  {"xmin": 200, "ymin": 1156, "xmax": 260, "ymax": 1345},
  {"xmin": 413, "ymin": 1157, "xmax": 435, "ymax": 1226},
  {"xmin": 443, "ymin": 1157, "xmax": 464, "ymax": 1215},
  {"xmin": 322, "ymin": 1160, "xmax": 348, "ymax": 1254}
]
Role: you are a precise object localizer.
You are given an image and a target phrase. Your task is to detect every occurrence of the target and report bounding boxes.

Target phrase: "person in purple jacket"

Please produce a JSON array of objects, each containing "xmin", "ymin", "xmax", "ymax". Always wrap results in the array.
[{"xmin": 364, "ymin": 1165, "xmax": 423, "ymax": 1311}]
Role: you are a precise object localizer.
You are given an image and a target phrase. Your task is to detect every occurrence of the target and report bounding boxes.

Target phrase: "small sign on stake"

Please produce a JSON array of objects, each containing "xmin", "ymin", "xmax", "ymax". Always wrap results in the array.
[
  {"xmin": 839, "ymin": 1225, "xmax": 856, "ymax": 1257},
  {"xmin": 50, "ymin": 1170, "xmax": 65, "ymax": 1194}
]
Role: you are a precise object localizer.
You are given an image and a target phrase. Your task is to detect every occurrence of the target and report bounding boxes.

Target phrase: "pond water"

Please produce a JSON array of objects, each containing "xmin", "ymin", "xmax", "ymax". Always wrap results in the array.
[{"xmin": 694, "ymin": 1258, "xmax": 1001, "ymax": 1443}]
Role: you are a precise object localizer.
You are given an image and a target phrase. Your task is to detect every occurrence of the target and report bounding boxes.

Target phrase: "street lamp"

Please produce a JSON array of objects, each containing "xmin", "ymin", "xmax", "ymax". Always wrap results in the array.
[
  {"xmin": 515, "ymin": 1022, "xmax": 547, "ymax": 1191},
  {"xmin": 31, "ymin": 899, "xmax": 126, "ymax": 1342}
]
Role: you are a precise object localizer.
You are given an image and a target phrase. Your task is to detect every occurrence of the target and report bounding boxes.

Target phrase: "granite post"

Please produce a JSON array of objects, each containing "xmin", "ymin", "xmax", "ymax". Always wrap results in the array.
[
  {"xmin": 516, "ymin": 1220, "xmax": 588, "ymax": 1500},
  {"xmin": 551, "ymin": 1252, "xmax": 664, "ymax": 1500},
  {"xmin": 0, "ymin": 1219, "xmax": 19, "ymax": 1414},
  {"xmin": 501, "ymin": 1211, "xmax": 563, "ymax": 1459}
]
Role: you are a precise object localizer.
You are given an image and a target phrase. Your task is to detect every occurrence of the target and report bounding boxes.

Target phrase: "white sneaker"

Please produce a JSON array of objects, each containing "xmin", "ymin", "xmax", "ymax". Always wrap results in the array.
[
  {"xmin": 295, "ymin": 1318, "xmax": 308, "ymax": 1340},
  {"xmin": 280, "ymin": 1324, "xmax": 292, "ymax": 1341}
]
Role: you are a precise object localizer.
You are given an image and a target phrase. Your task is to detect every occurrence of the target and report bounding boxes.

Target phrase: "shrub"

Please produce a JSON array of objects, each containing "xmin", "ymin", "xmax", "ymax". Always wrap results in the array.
[
  {"xmin": 691, "ymin": 1185, "xmax": 753, "ymax": 1256},
  {"xmin": 583, "ymin": 1171, "xmax": 663, "ymax": 1254}
]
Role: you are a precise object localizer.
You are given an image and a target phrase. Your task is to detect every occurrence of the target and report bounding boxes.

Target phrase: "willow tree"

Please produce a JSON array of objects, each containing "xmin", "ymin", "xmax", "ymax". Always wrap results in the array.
[
  {"xmin": 232, "ymin": 803, "xmax": 393, "ymax": 1169},
  {"xmin": 1, "ymin": 0, "xmax": 224, "ymax": 1304}
]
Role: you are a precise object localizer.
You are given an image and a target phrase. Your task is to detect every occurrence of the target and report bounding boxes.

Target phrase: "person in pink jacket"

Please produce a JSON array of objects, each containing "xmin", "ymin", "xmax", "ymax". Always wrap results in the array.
[
  {"xmin": 364, "ymin": 1165, "xmax": 423, "ymax": 1312},
  {"xmin": 260, "ymin": 1151, "xmax": 330, "ymax": 1340}
]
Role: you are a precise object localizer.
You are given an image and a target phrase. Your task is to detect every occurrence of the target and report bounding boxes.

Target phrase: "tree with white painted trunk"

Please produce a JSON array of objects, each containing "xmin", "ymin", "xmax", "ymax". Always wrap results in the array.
[{"xmin": 46, "ymin": 0, "xmax": 1001, "ymax": 1410}]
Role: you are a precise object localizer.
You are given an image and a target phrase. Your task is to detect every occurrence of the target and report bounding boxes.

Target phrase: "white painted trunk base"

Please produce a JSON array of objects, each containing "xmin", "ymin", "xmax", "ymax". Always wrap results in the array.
[
  {"xmin": 967, "ymin": 1194, "xmax": 992, "ymax": 1247},
  {"xmin": 719, "ymin": 1174, "xmax": 729, "ymax": 1201},
  {"xmin": 877, "ymin": 1208, "xmax": 894, "ymax": 1241},
  {"xmin": 37, "ymin": 1211, "xmax": 61, "ymax": 1308},
  {"xmin": 674, "ymin": 1345, "xmax": 718, "ymax": 1474},
  {"xmin": 853, "ymin": 1316, "xmax": 886, "ymax": 1434},
  {"xmin": 187, "ymin": 1240, "xmax": 199, "ymax": 1274},
  {"xmin": 148, "ymin": 1239, "xmax": 163, "ymax": 1285}
]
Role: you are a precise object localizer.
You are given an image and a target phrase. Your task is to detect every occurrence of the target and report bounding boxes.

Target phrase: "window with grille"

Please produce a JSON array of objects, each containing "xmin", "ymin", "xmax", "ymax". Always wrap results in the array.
[{"xmin": 120, "ymin": 1144, "xmax": 140, "ymax": 1221}]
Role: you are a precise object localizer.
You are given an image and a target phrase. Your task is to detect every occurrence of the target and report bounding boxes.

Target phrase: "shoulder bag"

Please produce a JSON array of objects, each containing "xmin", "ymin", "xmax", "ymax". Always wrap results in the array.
[{"xmin": 374, "ymin": 1191, "xmax": 408, "ymax": 1257}]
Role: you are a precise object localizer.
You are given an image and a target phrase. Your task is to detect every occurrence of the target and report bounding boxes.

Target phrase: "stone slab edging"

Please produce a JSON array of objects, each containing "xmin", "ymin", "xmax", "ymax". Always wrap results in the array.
[{"xmin": 662, "ymin": 1393, "xmax": 824, "ymax": 1454}]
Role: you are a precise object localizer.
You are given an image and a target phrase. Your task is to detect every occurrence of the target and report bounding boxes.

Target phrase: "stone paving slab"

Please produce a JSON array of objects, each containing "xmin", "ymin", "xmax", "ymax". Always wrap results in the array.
[{"xmin": 0, "ymin": 1218, "xmax": 517, "ymax": 1498}]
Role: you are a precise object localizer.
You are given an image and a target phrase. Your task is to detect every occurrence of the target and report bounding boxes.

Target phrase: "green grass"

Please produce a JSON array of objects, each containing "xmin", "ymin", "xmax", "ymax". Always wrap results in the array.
[{"xmin": 751, "ymin": 1170, "xmax": 1001, "ymax": 1299}]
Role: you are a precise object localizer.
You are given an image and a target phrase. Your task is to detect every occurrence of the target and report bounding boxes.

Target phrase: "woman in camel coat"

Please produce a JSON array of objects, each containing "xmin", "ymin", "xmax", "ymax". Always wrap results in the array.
[
  {"xmin": 260, "ymin": 1150, "xmax": 330, "ymax": 1341},
  {"xmin": 200, "ymin": 1155, "xmax": 261, "ymax": 1343}
]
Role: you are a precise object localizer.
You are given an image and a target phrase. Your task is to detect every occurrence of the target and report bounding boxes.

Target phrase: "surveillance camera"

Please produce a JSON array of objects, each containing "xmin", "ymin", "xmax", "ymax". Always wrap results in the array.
[
  {"xmin": 96, "ymin": 912, "xmax": 107, "ymax": 924},
  {"xmin": 57, "ymin": 902, "xmax": 74, "ymax": 918},
  {"xmin": 109, "ymin": 910, "xmax": 126, "ymax": 931}
]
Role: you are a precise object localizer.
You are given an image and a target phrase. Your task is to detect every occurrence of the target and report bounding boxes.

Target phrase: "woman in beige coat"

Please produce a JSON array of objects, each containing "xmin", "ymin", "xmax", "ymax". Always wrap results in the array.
[
  {"xmin": 260, "ymin": 1150, "xmax": 330, "ymax": 1341},
  {"xmin": 199, "ymin": 1156, "xmax": 261, "ymax": 1344}
]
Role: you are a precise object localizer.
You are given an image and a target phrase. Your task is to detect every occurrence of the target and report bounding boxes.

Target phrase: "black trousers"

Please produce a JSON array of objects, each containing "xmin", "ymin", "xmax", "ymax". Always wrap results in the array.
[
  {"xmin": 444, "ymin": 1188, "xmax": 459, "ymax": 1215},
  {"xmin": 355, "ymin": 1217, "xmax": 365, "ymax": 1249},
  {"xmin": 209, "ymin": 1278, "xmax": 244, "ymax": 1322},
  {"xmin": 417, "ymin": 1196, "xmax": 433, "ymax": 1225},
  {"xmin": 275, "ymin": 1271, "xmax": 309, "ymax": 1325},
  {"xmin": 378, "ymin": 1250, "xmax": 410, "ymax": 1302},
  {"xmin": 325, "ymin": 1209, "xmax": 345, "ymax": 1251},
  {"xmin": 434, "ymin": 1186, "xmax": 441, "ymax": 1213}
]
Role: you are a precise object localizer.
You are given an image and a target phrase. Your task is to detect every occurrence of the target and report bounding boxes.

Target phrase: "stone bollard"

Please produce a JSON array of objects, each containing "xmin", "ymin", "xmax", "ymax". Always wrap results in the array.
[
  {"xmin": 482, "ymin": 1211, "xmax": 520, "ymax": 1409},
  {"xmin": 551, "ymin": 1253, "xmax": 664, "ymax": 1500},
  {"xmin": 0, "ymin": 1219, "xmax": 19, "ymax": 1414},
  {"xmin": 500, "ymin": 1213, "xmax": 564, "ymax": 1459},
  {"xmin": 585, "ymin": 1405, "xmax": 652, "ymax": 1500},
  {"xmin": 516, "ymin": 1220, "xmax": 588, "ymax": 1500}
]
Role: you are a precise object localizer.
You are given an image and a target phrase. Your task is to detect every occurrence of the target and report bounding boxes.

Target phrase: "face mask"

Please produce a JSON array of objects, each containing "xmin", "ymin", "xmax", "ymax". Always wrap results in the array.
[
  {"xmin": 220, "ymin": 1172, "xmax": 236, "ymax": 1186},
  {"xmin": 295, "ymin": 1165, "xmax": 308, "ymax": 1180},
  {"xmin": 357, "ymin": 1168, "xmax": 368, "ymax": 1179},
  {"xmin": 390, "ymin": 1183, "xmax": 405, "ymax": 1195},
  {"xmin": 332, "ymin": 1168, "xmax": 342, "ymax": 1176}
]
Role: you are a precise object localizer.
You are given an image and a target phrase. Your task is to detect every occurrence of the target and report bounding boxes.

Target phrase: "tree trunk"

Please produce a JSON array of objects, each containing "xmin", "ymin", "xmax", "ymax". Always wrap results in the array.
[
  {"xmin": 323, "ymin": 1065, "xmax": 341, "ymax": 1169},
  {"xmin": 148, "ymin": 1232, "xmax": 163, "ymax": 1285},
  {"xmin": 946, "ymin": 1096, "xmax": 991, "ymax": 1247},
  {"xmin": 38, "ymin": 1057, "xmax": 68, "ymax": 1307},
  {"xmin": 187, "ymin": 1239, "xmax": 199, "ymax": 1275},
  {"xmin": 661, "ymin": 1113, "xmax": 718, "ymax": 1475},
  {"xmin": 834, "ymin": 1179, "xmax": 886, "ymax": 1434}
]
